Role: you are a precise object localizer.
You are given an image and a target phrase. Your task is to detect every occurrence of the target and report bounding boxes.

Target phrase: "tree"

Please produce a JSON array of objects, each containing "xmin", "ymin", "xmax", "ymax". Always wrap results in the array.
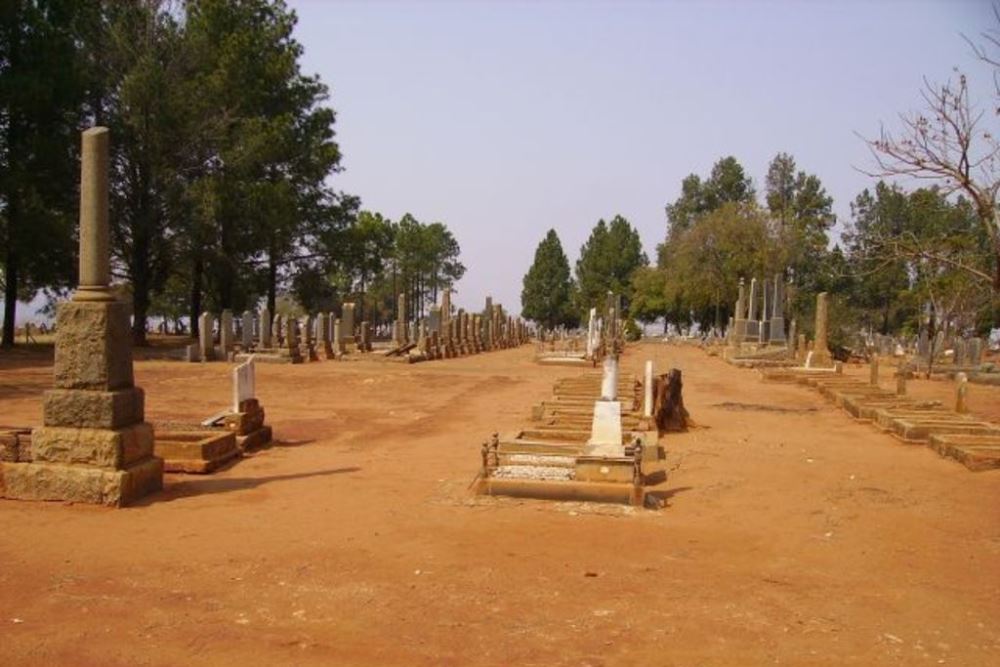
[
  {"xmin": 520, "ymin": 229, "xmax": 575, "ymax": 329},
  {"xmin": 0, "ymin": 0, "xmax": 84, "ymax": 347},
  {"xmin": 764, "ymin": 152, "xmax": 835, "ymax": 296},
  {"xmin": 861, "ymin": 17, "xmax": 1000, "ymax": 291},
  {"xmin": 575, "ymin": 215, "xmax": 647, "ymax": 316},
  {"xmin": 842, "ymin": 183, "xmax": 914, "ymax": 334},
  {"xmin": 89, "ymin": 1, "xmax": 197, "ymax": 345},
  {"xmin": 662, "ymin": 155, "xmax": 756, "ymax": 260},
  {"xmin": 629, "ymin": 266, "xmax": 668, "ymax": 330},
  {"xmin": 661, "ymin": 202, "xmax": 771, "ymax": 330},
  {"xmin": 182, "ymin": 0, "xmax": 346, "ymax": 330}
]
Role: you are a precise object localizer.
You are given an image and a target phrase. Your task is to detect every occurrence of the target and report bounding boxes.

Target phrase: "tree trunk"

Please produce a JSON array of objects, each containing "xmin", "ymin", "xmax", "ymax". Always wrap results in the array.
[
  {"xmin": 266, "ymin": 242, "xmax": 277, "ymax": 316},
  {"xmin": 189, "ymin": 252, "xmax": 203, "ymax": 339},
  {"xmin": 2, "ymin": 244, "xmax": 18, "ymax": 349},
  {"xmin": 131, "ymin": 197, "xmax": 151, "ymax": 347}
]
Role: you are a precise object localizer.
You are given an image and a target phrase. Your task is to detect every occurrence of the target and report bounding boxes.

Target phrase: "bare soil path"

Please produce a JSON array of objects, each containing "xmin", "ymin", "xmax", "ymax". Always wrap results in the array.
[{"xmin": 1, "ymin": 342, "xmax": 998, "ymax": 666}]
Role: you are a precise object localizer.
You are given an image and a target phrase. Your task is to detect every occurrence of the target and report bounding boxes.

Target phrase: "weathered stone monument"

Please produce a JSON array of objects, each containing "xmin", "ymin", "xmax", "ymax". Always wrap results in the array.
[
  {"xmin": 199, "ymin": 312, "xmax": 215, "ymax": 361},
  {"xmin": 260, "ymin": 306, "xmax": 272, "ymax": 348},
  {"xmin": 241, "ymin": 311, "xmax": 254, "ymax": 350},
  {"xmin": 220, "ymin": 309, "xmax": 235, "ymax": 358},
  {"xmin": 769, "ymin": 275, "xmax": 786, "ymax": 345},
  {"xmin": 341, "ymin": 302, "xmax": 356, "ymax": 351},
  {"xmin": 809, "ymin": 292, "xmax": 833, "ymax": 368},
  {"xmin": 1, "ymin": 127, "xmax": 163, "ymax": 506},
  {"xmin": 733, "ymin": 278, "xmax": 747, "ymax": 345}
]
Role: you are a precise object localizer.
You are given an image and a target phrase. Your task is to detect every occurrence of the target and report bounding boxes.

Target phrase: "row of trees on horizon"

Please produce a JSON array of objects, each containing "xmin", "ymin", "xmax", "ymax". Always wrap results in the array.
[
  {"xmin": 0, "ymin": 0, "xmax": 465, "ymax": 348},
  {"xmin": 521, "ymin": 150, "xmax": 998, "ymax": 345},
  {"xmin": 522, "ymin": 17, "xmax": 1000, "ymax": 346}
]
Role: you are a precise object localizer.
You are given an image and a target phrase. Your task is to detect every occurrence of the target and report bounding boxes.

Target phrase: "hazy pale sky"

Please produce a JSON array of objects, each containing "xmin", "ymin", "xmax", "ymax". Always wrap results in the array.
[{"xmin": 291, "ymin": 0, "xmax": 993, "ymax": 314}]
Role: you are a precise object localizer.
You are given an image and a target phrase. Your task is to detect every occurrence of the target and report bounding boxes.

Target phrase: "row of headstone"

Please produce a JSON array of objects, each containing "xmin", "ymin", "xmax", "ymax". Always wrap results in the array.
[{"xmin": 415, "ymin": 293, "xmax": 530, "ymax": 360}]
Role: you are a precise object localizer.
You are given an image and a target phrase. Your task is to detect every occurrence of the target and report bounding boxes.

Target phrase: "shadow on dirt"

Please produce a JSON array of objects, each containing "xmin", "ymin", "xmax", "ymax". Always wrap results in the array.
[{"xmin": 141, "ymin": 466, "xmax": 361, "ymax": 504}]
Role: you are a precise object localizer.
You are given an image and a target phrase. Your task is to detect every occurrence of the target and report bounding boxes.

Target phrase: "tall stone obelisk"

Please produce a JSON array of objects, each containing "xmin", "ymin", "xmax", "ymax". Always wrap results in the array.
[
  {"xmin": 5, "ymin": 128, "xmax": 163, "ymax": 506},
  {"xmin": 811, "ymin": 291, "xmax": 833, "ymax": 368}
]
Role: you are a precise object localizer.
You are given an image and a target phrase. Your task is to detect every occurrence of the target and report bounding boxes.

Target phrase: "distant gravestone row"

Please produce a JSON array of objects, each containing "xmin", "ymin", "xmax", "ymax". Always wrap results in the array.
[{"xmin": 184, "ymin": 286, "xmax": 532, "ymax": 366}]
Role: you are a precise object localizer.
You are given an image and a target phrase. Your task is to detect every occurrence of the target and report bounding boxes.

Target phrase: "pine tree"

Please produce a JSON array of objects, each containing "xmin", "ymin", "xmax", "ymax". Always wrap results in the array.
[{"xmin": 521, "ymin": 229, "xmax": 574, "ymax": 329}]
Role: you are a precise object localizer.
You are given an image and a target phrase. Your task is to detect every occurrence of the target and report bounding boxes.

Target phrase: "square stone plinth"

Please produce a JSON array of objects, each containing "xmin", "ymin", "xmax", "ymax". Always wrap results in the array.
[
  {"xmin": 53, "ymin": 300, "xmax": 134, "ymax": 391},
  {"xmin": 31, "ymin": 422, "xmax": 153, "ymax": 469},
  {"xmin": 0, "ymin": 456, "xmax": 163, "ymax": 507},
  {"xmin": 43, "ymin": 387, "xmax": 144, "ymax": 429}
]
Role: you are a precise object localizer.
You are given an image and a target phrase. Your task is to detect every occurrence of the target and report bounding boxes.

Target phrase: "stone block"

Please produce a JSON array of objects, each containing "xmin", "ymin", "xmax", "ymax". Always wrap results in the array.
[
  {"xmin": 53, "ymin": 300, "xmax": 133, "ymax": 391},
  {"xmin": 42, "ymin": 387, "xmax": 144, "ymax": 429},
  {"xmin": 236, "ymin": 425, "xmax": 272, "ymax": 451},
  {"xmin": 0, "ymin": 456, "xmax": 162, "ymax": 507},
  {"xmin": 155, "ymin": 430, "xmax": 239, "ymax": 474},
  {"xmin": 224, "ymin": 405, "xmax": 265, "ymax": 436},
  {"xmin": 0, "ymin": 431, "xmax": 20, "ymax": 462},
  {"xmin": 31, "ymin": 422, "xmax": 154, "ymax": 469}
]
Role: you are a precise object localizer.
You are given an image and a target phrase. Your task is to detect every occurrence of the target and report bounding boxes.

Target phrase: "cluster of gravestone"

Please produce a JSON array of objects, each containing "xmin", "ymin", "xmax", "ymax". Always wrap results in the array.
[
  {"xmin": 760, "ymin": 356, "xmax": 1000, "ymax": 471},
  {"xmin": 727, "ymin": 274, "xmax": 788, "ymax": 350},
  {"xmin": 187, "ymin": 289, "xmax": 531, "ymax": 367},
  {"xmin": 535, "ymin": 292, "xmax": 622, "ymax": 366},
  {"xmin": 724, "ymin": 280, "xmax": 835, "ymax": 372},
  {"xmin": 476, "ymin": 301, "xmax": 684, "ymax": 508},
  {"xmin": 0, "ymin": 128, "xmax": 270, "ymax": 506},
  {"xmin": 391, "ymin": 291, "xmax": 531, "ymax": 363}
]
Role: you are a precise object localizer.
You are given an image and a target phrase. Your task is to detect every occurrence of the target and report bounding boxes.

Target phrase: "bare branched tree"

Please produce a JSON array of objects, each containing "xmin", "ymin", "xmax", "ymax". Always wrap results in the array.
[{"xmin": 859, "ymin": 11, "xmax": 1000, "ymax": 291}]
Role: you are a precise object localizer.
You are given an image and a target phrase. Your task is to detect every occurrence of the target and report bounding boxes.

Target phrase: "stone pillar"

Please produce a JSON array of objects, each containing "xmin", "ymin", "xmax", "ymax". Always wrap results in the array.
[
  {"xmin": 318, "ymin": 312, "xmax": 333, "ymax": 358},
  {"xmin": 896, "ymin": 366, "xmax": 908, "ymax": 396},
  {"xmin": 341, "ymin": 303, "xmax": 355, "ymax": 347},
  {"xmin": 333, "ymin": 318, "xmax": 344, "ymax": 354},
  {"xmin": 199, "ymin": 312, "xmax": 215, "ymax": 361},
  {"xmin": 812, "ymin": 292, "xmax": 833, "ymax": 367},
  {"xmin": 220, "ymin": 310, "xmax": 234, "ymax": 357},
  {"xmin": 733, "ymin": 278, "xmax": 746, "ymax": 345},
  {"xmin": 869, "ymin": 355, "xmax": 879, "ymax": 386},
  {"xmin": 241, "ymin": 311, "xmax": 254, "ymax": 349},
  {"xmin": 769, "ymin": 275, "xmax": 786, "ymax": 345},
  {"xmin": 955, "ymin": 372, "xmax": 969, "ymax": 414},
  {"xmin": 75, "ymin": 127, "xmax": 114, "ymax": 302},
  {"xmin": 10, "ymin": 126, "xmax": 162, "ymax": 506},
  {"xmin": 260, "ymin": 307, "xmax": 272, "ymax": 348},
  {"xmin": 441, "ymin": 289, "xmax": 452, "ymax": 341}
]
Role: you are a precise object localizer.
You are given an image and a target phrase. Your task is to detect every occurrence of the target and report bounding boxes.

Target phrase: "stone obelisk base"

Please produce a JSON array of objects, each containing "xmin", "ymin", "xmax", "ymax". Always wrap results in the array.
[{"xmin": 0, "ymin": 300, "xmax": 163, "ymax": 507}]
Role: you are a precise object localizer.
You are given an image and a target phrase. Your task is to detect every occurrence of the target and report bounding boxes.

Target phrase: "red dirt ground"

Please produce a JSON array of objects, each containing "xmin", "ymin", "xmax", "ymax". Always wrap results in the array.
[{"xmin": 0, "ymin": 341, "xmax": 998, "ymax": 666}]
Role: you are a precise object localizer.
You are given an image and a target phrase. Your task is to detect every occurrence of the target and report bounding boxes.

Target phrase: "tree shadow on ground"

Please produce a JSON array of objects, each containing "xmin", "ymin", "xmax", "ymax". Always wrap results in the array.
[{"xmin": 138, "ymin": 466, "xmax": 361, "ymax": 504}]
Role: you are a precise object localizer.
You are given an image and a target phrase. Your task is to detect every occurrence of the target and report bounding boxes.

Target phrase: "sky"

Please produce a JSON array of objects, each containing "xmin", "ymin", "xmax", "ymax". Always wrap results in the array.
[{"xmin": 285, "ymin": 0, "xmax": 995, "ymax": 316}]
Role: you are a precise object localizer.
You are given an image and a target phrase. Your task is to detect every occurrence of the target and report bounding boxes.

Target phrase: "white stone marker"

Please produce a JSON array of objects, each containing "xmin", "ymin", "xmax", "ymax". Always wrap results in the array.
[{"xmin": 233, "ymin": 356, "xmax": 256, "ymax": 413}]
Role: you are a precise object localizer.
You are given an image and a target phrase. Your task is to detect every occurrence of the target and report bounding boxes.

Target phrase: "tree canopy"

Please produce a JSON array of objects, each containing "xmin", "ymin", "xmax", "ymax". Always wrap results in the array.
[{"xmin": 521, "ymin": 229, "xmax": 576, "ymax": 329}]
